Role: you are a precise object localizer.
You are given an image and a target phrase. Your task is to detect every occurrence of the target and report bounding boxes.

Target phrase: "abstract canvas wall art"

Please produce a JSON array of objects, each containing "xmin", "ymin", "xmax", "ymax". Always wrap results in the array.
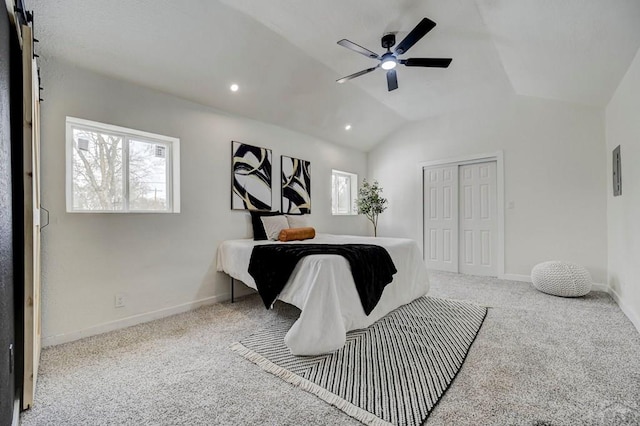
[
  {"xmin": 231, "ymin": 141, "xmax": 272, "ymax": 210},
  {"xmin": 281, "ymin": 155, "xmax": 311, "ymax": 214}
]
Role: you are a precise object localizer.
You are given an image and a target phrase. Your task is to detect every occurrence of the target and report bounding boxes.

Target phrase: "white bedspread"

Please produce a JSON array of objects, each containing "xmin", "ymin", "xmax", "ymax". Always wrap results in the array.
[{"xmin": 216, "ymin": 234, "xmax": 429, "ymax": 355}]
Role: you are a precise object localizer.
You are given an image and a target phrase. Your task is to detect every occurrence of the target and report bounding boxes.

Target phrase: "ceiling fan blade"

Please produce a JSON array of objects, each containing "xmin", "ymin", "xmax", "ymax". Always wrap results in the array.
[
  {"xmin": 337, "ymin": 67, "xmax": 378, "ymax": 84},
  {"xmin": 337, "ymin": 39, "xmax": 379, "ymax": 59},
  {"xmin": 402, "ymin": 58, "xmax": 452, "ymax": 68},
  {"xmin": 394, "ymin": 18, "xmax": 436, "ymax": 55},
  {"xmin": 386, "ymin": 69, "xmax": 398, "ymax": 91}
]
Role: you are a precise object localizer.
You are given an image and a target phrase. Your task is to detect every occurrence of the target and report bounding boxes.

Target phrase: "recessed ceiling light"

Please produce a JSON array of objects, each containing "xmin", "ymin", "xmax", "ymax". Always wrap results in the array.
[
  {"xmin": 345, "ymin": 124, "xmax": 352, "ymax": 131},
  {"xmin": 230, "ymin": 83, "xmax": 239, "ymax": 92}
]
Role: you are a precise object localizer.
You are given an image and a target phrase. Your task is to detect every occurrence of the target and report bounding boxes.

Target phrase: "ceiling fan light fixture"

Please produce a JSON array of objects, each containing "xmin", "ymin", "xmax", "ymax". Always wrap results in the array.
[
  {"xmin": 380, "ymin": 52, "xmax": 397, "ymax": 70},
  {"xmin": 381, "ymin": 59, "xmax": 397, "ymax": 70}
]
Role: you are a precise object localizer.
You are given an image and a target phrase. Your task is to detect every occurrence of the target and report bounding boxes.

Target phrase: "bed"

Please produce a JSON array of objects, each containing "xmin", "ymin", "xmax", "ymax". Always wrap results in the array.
[{"xmin": 216, "ymin": 233, "xmax": 429, "ymax": 355}]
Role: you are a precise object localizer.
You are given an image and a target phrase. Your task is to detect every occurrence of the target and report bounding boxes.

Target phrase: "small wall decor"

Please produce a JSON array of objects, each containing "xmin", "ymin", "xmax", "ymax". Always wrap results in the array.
[
  {"xmin": 613, "ymin": 145, "xmax": 622, "ymax": 197},
  {"xmin": 231, "ymin": 141, "xmax": 272, "ymax": 210},
  {"xmin": 281, "ymin": 155, "xmax": 311, "ymax": 214}
]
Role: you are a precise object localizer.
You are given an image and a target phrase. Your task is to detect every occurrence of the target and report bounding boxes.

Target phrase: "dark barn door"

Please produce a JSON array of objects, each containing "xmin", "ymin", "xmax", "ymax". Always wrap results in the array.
[{"xmin": 0, "ymin": 7, "xmax": 17, "ymax": 425}]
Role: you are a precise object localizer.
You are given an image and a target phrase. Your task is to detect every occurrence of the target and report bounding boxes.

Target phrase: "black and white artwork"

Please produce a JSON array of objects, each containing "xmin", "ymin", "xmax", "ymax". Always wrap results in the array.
[
  {"xmin": 231, "ymin": 141, "xmax": 272, "ymax": 210},
  {"xmin": 281, "ymin": 155, "xmax": 311, "ymax": 214}
]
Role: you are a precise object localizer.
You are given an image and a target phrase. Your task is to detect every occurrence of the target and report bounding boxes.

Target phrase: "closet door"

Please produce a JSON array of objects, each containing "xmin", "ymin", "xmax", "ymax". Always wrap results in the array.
[
  {"xmin": 423, "ymin": 166, "xmax": 458, "ymax": 272},
  {"xmin": 458, "ymin": 162, "xmax": 497, "ymax": 276}
]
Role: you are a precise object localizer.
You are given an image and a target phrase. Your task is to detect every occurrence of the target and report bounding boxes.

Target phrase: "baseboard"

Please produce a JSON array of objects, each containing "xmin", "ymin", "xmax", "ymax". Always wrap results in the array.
[
  {"xmin": 590, "ymin": 283, "xmax": 610, "ymax": 293},
  {"xmin": 500, "ymin": 274, "xmax": 609, "ymax": 293},
  {"xmin": 607, "ymin": 287, "xmax": 640, "ymax": 335},
  {"xmin": 42, "ymin": 292, "xmax": 231, "ymax": 347},
  {"xmin": 500, "ymin": 274, "xmax": 531, "ymax": 282}
]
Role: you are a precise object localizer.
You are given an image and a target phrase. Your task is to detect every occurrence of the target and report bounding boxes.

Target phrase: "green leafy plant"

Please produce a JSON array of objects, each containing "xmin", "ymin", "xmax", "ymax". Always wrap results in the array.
[{"xmin": 355, "ymin": 179, "xmax": 388, "ymax": 237}]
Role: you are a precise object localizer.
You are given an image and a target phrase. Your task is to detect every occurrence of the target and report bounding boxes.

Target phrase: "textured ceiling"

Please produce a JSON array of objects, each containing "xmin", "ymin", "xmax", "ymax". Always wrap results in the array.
[
  {"xmin": 30, "ymin": 0, "xmax": 640, "ymax": 151},
  {"xmin": 476, "ymin": 0, "xmax": 640, "ymax": 106}
]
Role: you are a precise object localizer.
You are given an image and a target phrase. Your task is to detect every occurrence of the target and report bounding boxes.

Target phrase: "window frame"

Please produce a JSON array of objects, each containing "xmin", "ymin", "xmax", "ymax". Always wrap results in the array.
[
  {"xmin": 65, "ymin": 117, "xmax": 181, "ymax": 213},
  {"xmin": 331, "ymin": 169, "xmax": 358, "ymax": 216}
]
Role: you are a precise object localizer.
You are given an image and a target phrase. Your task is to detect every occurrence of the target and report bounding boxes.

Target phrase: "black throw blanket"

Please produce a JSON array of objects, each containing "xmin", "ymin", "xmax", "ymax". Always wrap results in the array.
[{"xmin": 248, "ymin": 244, "xmax": 397, "ymax": 315}]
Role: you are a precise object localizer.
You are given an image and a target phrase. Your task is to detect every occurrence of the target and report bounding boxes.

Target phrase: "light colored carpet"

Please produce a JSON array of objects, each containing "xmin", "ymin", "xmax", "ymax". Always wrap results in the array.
[{"xmin": 21, "ymin": 271, "xmax": 640, "ymax": 425}]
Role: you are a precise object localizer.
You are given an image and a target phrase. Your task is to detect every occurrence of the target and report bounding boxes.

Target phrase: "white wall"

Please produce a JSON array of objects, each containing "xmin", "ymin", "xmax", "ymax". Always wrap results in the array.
[
  {"xmin": 40, "ymin": 59, "xmax": 369, "ymax": 344},
  {"xmin": 606, "ymin": 47, "xmax": 640, "ymax": 331},
  {"xmin": 368, "ymin": 95, "xmax": 607, "ymax": 282}
]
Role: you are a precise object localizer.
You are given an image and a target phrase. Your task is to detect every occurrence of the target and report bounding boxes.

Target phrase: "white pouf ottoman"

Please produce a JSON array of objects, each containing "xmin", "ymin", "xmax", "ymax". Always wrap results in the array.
[{"xmin": 531, "ymin": 261, "xmax": 592, "ymax": 297}]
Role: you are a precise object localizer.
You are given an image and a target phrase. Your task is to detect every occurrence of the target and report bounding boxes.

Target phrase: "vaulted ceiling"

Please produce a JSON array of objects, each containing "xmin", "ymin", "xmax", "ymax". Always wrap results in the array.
[{"xmin": 31, "ymin": 0, "xmax": 640, "ymax": 151}]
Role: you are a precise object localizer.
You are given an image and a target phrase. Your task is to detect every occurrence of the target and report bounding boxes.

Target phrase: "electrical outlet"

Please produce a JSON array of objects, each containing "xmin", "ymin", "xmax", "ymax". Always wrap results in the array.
[{"xmin": 114, "ymin": 293, "xmax": 126, "ymax": 308}]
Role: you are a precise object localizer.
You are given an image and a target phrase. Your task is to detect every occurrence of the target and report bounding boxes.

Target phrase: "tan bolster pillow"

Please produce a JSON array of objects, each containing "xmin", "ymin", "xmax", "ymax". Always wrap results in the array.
[{"xmin": 279, "ymin": 227, "xmax": 316, "ymax": 242}]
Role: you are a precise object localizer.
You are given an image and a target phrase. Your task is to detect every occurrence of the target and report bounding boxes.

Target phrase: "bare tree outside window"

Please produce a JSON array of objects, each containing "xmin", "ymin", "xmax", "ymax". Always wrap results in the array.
[
  {"xmin": 71, "ymin": 126, "xmax": 172, "ymax": 212},
  {"xmin": 72, "ymin": 128, "xmax": 124, "ymax": 211}
]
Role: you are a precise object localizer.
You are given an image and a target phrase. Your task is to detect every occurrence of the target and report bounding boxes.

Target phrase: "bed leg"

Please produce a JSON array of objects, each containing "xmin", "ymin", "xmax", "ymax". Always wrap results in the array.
[{"xmin": 231, "ymin": 277, "xmax": 235, "ymax": 303}]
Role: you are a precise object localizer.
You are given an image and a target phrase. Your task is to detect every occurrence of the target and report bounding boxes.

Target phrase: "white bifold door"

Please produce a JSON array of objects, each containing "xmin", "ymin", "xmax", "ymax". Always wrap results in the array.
[
  {"xmin": 424, "ymin": 161, "xmax": 498, "ymax": 277},
  {"xmin": 423, "ymin": 166, "xmax": 458, "ymax": 272}
]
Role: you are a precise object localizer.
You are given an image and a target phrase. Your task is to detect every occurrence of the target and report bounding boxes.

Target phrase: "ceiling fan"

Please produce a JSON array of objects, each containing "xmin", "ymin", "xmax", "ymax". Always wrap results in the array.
[{"xmin": 336, "ymin": 17, "xmax": 452, "ymax": 91}]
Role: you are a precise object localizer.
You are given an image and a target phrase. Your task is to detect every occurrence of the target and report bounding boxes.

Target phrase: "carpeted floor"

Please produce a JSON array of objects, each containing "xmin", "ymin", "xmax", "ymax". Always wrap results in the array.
[{"xmin": 21, "ymin": 272, "xmax": 640, "ymax": 425}]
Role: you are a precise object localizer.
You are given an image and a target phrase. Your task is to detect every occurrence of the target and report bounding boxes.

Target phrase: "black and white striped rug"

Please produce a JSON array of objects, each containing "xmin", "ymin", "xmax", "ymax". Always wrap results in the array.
[{"xmin": 231, "ymin": 297, "xmax": 487, "ymax": 426}]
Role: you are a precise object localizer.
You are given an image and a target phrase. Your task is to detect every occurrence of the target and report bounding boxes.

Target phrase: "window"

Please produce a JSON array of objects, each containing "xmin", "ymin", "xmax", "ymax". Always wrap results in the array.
[
  {"xmin": 331, "ymin": 169, "xmax": 358, "ymax": 215},
  {"xmin": 66, "ymin": 117, "xmax": 180, "ymax": 213}
]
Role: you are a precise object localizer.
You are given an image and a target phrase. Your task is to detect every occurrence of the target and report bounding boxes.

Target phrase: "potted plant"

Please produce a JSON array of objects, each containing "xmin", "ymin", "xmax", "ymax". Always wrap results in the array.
[{"xmin": 355, "ymin": 179, "xmax": 388, "ymax": 237}]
